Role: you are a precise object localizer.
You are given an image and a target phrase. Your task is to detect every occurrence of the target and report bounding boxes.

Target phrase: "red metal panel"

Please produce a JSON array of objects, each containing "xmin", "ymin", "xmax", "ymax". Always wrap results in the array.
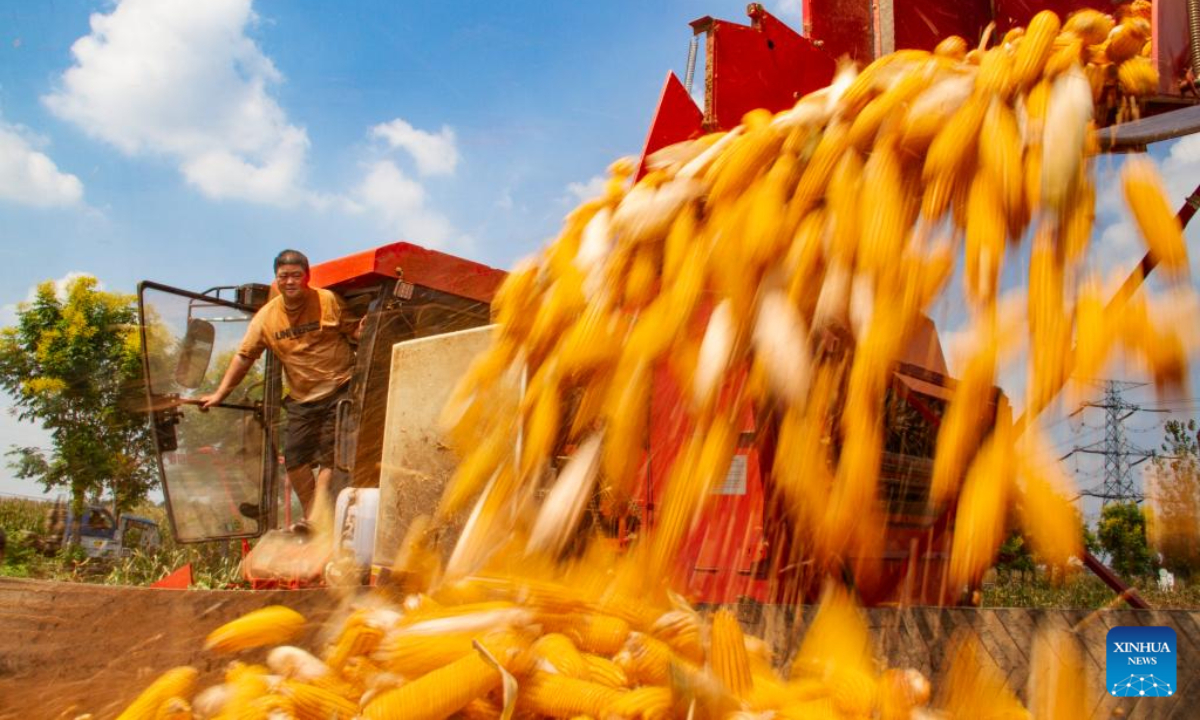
[
  {"xmin": 1155, "ymin": 0, "xmax": 1192, "ymax": 97},
  {"xmin": 894, "ymin": 0, "xmax": 992, "ymax": 52},
  {"xmin": 636, "ymin": 71, "xmax": 705, "ymax": 180},
  {"xmin": 706, "ymin": 6, "xmax": 836, "ymax": 131},
  {"xmin": 993, "ymin": 0, "xmax": 1112, "ymax": 31},
  {"xmin": 308, "ymin": 242, "xmax": 506, "ymax": 303},
  {"xmin": 805, "ymin": 0, "xmax": 874, "ymax": 64}
]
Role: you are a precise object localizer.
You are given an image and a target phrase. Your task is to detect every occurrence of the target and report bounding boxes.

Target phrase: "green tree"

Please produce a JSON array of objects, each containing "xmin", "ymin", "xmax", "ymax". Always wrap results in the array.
[
  {"xmin": 0, "ymin": 276, "xmax": 156, "ymax": 515},
  {"xmin": 993, "ymin": 529, "xmax": 1036, "ymax": 582},
  {"xmin": 1146, "ymin": 419, "xmax": 1200, "ymax": 582},
  {"xmin": 1096, "ymin": 501, "xmax": 1156, "ymax": 580}
]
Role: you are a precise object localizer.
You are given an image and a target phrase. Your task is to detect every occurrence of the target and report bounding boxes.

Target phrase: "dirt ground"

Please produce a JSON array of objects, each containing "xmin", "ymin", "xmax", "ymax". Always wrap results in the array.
[{"xmin": 0, "ymin": 577, "xmax": 345, "ymax": 719}]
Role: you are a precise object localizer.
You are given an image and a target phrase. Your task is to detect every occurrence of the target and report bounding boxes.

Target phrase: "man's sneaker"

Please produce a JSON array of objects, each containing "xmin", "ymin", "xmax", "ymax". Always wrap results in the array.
[{"xmin": 238, "ymin": 502, "xmax": 262, "ymax": 520}]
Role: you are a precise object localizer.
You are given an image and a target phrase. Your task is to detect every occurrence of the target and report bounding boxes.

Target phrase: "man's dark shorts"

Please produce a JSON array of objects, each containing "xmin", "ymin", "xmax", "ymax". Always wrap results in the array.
[{"xmin": 283, "ymin": 383, "xmax": 349, "ymax": 471}]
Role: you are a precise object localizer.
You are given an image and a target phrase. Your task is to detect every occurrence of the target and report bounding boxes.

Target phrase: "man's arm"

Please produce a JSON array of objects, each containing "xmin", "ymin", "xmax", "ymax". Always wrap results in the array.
[{"xmin": 200, "ymin": 354, "xmax": 256, "ymax": 410}]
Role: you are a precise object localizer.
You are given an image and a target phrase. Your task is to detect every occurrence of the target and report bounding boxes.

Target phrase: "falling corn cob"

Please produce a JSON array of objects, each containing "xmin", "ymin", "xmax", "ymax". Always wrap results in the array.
[{"xmin": 205, "ymin": 606, "xmax": 306, "ymax": 654}]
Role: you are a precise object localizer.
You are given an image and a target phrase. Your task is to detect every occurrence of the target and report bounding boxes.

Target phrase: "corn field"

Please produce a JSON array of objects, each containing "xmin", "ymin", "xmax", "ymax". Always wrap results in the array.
[{"xmin": 0, "ymin": 496, "xmax": 242, "ymax": 587}]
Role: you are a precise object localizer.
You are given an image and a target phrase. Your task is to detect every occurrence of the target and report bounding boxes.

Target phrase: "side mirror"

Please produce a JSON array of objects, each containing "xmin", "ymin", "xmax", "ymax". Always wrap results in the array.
[{"xmin": 175, "ymin": 318, "xmax": 215, "ymax": 388}]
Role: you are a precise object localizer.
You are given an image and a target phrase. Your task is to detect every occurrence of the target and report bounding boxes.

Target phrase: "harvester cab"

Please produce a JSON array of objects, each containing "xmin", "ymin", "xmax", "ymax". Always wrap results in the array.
[{"xmin": 137, "ymin": 243, "xmax": 505, "ymax": 577}]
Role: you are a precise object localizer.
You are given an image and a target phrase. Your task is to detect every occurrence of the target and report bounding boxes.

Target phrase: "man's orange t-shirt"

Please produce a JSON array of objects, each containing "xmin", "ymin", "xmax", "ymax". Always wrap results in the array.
[{"xmin": 237, "ymin": 288, "xmax": 356, "ymax": 402}]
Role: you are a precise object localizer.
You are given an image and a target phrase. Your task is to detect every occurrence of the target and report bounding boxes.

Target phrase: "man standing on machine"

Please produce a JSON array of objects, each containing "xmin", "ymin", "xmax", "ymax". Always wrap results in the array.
[{"xmin": 201, "ymin": 249, "xmax": 362, "ymax": 530}]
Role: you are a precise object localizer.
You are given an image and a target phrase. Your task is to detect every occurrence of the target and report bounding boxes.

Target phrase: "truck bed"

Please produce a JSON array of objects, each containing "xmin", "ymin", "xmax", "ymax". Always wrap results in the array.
[{"xmin": 1, "ymin": 577, "xmax": 1196, "ymax": 719}]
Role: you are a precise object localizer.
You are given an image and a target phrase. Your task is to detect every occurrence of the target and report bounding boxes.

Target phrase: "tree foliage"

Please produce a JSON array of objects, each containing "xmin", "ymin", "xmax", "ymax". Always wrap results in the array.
[
  {"xmin": 0, "ymin": 276, "xmax": 156, "ymax": 513},
  {"xmin": 1146, "ymin": 419, "xmax": 1200, "ymax": 581},
  {"xmin": 1097, "ymin": 501, "xmax": 1157, "ymax": 580}
]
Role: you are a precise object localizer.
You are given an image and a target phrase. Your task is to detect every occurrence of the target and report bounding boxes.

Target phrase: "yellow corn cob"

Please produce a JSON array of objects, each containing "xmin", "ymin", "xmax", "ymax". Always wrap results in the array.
[
  {"xmin": 1117, "ymin": 55, "xmax": 1158, "ymax": 96},
  {"xmin": 532, "ymin": 632, "xmax": 590, "ymax": 679},
  {"xmin": 117, "ymin": 666, "xmax": 199, "ymax": 720},
  {"xmin": 898, "ymin": 73, "xmax": 973, "ymax": 157},
  {"xmin": 1084, "ymin": 61, "xmax": 1109, "ymax": 102},
  {"xmin": 361, "ymin": 637, "xmax": 518, "ymax": 720},
  {"xmin": 373, "ymin": 631, "xmax": 477, "ymax": 678},
  {"xmin": 600, "ymin": 361, "xmax": 649, "ymax": 512},
  {"xmin": 1107, "ymin": 18, "xmax": 1150, "ymax": 63},
  {"xmin": 941, "ymin": 637, "xmax": 1028, "ymax": 719},
  {"xmin": 325, "ymin": 622, "xmax": 384, "ymax": 673},
  {"xmin": 1123, "ymin": 157, "xmax": 1189, "ymax": 278},
  {"xmin": 976, "ymin": 46, "xmax": 1017, "ymax": 99},
  {"xmin": 205, "ymin": 606, "xmax": 305, "ymax": 654},
  {"xmin": 568, "ymin": 368, "xmax": 613, "ymax": 440},
  {"xmin": 563, "ymin": 613, "xmax": 631, "ymax": 656},
  {"xmin": 979, "ymin": 99, "xmax": 1026, "ymax": 239},
  {"xmin": 826, "ymin": 149, "xmax": 863, "ymax": 262},
  {"xmin": 606, "ymin": 686, "xmax": 673, "ymax": 720},
  {"xmin": 1060, "ymin": 176, "xmax": 1095, "ymax": 262},
  {"xmin": 828, "ymin": 665, "xmax": 880, "ymax": 717},
  {"xmin": 525, "ymin": 268, "xmax": 586, "ymax": 363},
  {"xmin": 617, "ymin": 632, "xmax": 682, "ymax": 686},
  {"xmin": 790, "ymin": 584, "xmax": 873, "ymax": 682},
  {"xmin": 776, "ymin": 698, "xmax": 839, "ymax": 720},
  {"xmin": 706, "ymin": 114, "xmax": 784, "ymax": 204},
  {"xmin": 710, "ymin": 609, "xmax": 753, "ymax": 698},
  {"xmin": 281, "ymin": 680, "xmax": 358, "ymax": 720},
  {"xmin": 846, "ymin": 62, "xmax": 933, "ymax": 151},
  {"xmin": 235, "ymin": 694, "xmax": 296, "ymax": 720},
  {"xmin": 338, "ymin": 655, "xmax": 383, "ymax": 696},
  {"xmin": 879, "ymin": 668, "xmax": 931, "ymax": 720},
  {"xmin": 922, "ymin": 94, "xmax": 986, "ymax": 220},
  {"xmin": 964, "ymin": 173, "xmax": 1006, "ymax": 306},
  {"xmin": 933, "ymin": 35, "xmax": 967, "ymax": 60},
  {"xmin": 582, "ymin": 653, "xmax": 630, "ymax": 688},
  {"xmin": 1016, "ymin": 445, "xmax": 1083, "ymax": 570},
  {"xmin": 1043, "ymin": 34, "xmax": 1083, "ymax": 78},
  {"xmin": 558, "ymin": 303, "xmax": 624, "ymax": 379},
  {"xmin": 215, "ymin": 663, "xmax": 272, "ymax": 719},
  {"xmin": 1064, "ymin": 9, "xmax": 1115, "ymax": 46},
  {"xmin": 649, "ymin": 609, "xmax": 706, "ymax": 664},
  {"xmin": 1012, "ymin": 10, "xmax": 1061, "ymax": 89},
  {"xmin": 153, "ymin": 697, "xmax": 192, "ymax": 720},
  {"xmin": 517, "ymin": 672, "xmax": 626, "ymax": 718},
  {"xmin": 790, "ymin": 123, "xmax": 849, "ymax": 219},
  {"xmin": 490, "ymin": 258, "xmax": 542, "ymax": 340},
  {"xmin": 949, "ymin": 425, "xmax": 1014, "ymax": 590},
  {"xmin": 519, "ymin": 369, "xmax": 561, "ymax": 481},
  {"xmin": 858, "ymin": 138, "xmax": 907, "ymax": 279},
  {"xmin": 460, "ymin": 698, "xmax": 503, "ymax": 720}
]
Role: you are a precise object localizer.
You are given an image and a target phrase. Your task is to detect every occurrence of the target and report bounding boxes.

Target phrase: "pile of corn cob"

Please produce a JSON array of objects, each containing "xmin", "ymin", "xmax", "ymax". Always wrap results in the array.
[{"xmin": 113, "ymin": 3, "xmax": 1194, "ymax": 718}]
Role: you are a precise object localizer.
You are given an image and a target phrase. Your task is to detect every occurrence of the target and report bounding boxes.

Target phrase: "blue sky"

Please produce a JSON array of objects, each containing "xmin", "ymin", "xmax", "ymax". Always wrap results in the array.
[{"xmin": 1, "ymin": 0, "xmax": 1198, "ymax": 523}]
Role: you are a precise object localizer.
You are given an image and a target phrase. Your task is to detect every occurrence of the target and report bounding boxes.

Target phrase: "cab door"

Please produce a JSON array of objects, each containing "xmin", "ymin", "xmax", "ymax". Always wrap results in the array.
[{"xmin": 138, "ymin": 281, "xmax": 282, "ymax": 542}]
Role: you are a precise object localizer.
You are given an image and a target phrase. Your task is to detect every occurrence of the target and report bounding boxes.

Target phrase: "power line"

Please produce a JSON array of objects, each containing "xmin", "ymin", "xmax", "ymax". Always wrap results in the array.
[{"xmin": 1061, "ymin": 380, "xmax": 1166, "ymax": 505}]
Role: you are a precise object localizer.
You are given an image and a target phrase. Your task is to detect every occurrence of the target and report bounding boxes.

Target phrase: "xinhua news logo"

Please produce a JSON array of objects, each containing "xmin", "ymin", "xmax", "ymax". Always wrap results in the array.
[{"xmin": 1107, "ymin": 626, "xmax": 1177, "ymax": 698}]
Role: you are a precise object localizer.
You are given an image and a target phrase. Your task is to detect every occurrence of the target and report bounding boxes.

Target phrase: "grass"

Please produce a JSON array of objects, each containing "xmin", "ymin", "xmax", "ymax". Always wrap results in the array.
[
  {"xmin": 0, "ymin": 496, "xmax": 244, "ymax": 588},
  {"xmin": 983, "ymin": 569, "xmax": 1200, "ymax": 609}
]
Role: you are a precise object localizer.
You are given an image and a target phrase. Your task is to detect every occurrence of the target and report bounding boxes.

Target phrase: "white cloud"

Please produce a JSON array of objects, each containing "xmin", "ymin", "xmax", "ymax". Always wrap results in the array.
[
  {"xmin": 1162, "ymin": 134, "xmax": 1200, "ymax": 203},
  {"xmin": 371, "ymin": 119, "xmax": 459, "ymax": 177},
  {"xmin": 565, "ymin": 175, "xmax": 606, "ymax": 204},
  {"xmin": 0, "ymin": 122, "xmax": 83, "ymax": 207},
  {"xmin": 354, "ymin": 160, "xmax": 458, "ymax": 248},
  {"xmin": 43, "ymin": 0, "xmax": 313, "ymax": 206}
]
